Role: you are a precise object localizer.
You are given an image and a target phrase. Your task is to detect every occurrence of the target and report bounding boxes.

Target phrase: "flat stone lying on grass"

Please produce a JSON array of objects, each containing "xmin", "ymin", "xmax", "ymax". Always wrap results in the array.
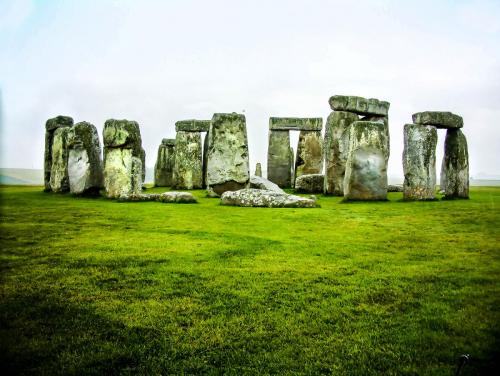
[
  {"xmin": 329, "ymin": 95, "xmax": 390, "ymax": 116},
  {"xmin": 220, "ymin": 188, "xmax": 318, "ymax": 208},
  {"xmin": 295, "ymin": 174, "xmax": 324, "ymax": 193},
  {"xmin": 249, "ymin": 175, "xmax": 285, "ymax": 193},
  {"xmin": 117, "ymin": 192, "xmax": 197, "ymax": 203},
  {"xmin": 412, "ymin": 111, "xmax": 463, "ymax": 129}
]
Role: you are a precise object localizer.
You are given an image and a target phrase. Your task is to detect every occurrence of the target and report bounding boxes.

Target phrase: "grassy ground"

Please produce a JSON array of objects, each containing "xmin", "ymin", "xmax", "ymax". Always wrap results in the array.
[{"xmin": 0, "ymin": 185, "xmax": 499, "ymax": 375}]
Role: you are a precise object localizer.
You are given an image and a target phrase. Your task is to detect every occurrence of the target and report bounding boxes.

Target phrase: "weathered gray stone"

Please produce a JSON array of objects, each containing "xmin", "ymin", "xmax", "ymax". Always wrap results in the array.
[
  {"xmin": 202, "ymin": 131, "xmax": 209, "ymax": 188},
  {"xmin": 295, "ymin": 130, "xmax": 323, "ymax": 181},
  {"xmin": 154, "ymin": 138, "xmax": 175, "ymax": 187},
  {"xmin": 103, "ymin": 119, "xmax": 142, "ymax": 155},
  {"xmin": 323, "ymin": 111, "xmax": 358, "ymax": 195},
  {"xmin": 344, "ymin": 121, "xmax": 388, "ymax": 201},
  {"xmin": 44, "ymin": 116, "xmax": 73, "ymax": 191},
  {"xmin": 255, "ymin": 163, "xmax": 262, "ymax": 177},
  {"xmin": 269, "ymin": 117, "xmax": 323, "ymax": 131},
  {"xmin": 360, "ymin": 115, "xmax": 390, "ymax": 161},
  {"xmin": 206, "ymin": 113, "xmax": 250, "ymax": 196},
  {"xmin": 67, "ymin": 121, "xmax": 103, "ymax": 195},
  {"xmin": 412, "ymin": 111, "xmax": 463, "ymax": 129},
  {"xmin": 329, "ymin": 95, "xmax": 390, "ymax": 116},
  {"xmin": 220, "ymin": 188, "xmax": 318, "ymax": 208},
  {"xmin": 175, "ymin": 119, "xmax": 211, "ymax": 132},
  {"xmin": 441, "ymin": 129, "xmax": 469, "ymax": 199},
  {"xmin": 267, "ymin": 130, "xmax": 292, "ymax": 188},
  {"xmin": 388, "ymin": 185, "xmax": 403, "ymax": 193},
  {"xmin": 403, "ymin": 123, "xmax": 438, "ymax": 200},
  {"xmin": 173, "ymin": 131, "xmax": 203, "ymax": 189},
  {"xmin": 140, "ymin": 147, "xmax": 146, "ymax": 183},
  {"xmin": 49, "ymin": 127, "xmax": 71, "ymax": 192},
  {"xmin": 249, "ymin": 175, "xmax": 285, "ymax": 193},
  {"xmin": 117, "ymin": 191, "xmax": 197, "ymax": 203},
  {"xmin": 290, "ymin": 147, "xmax": 295, "ymax": 187},
  {"xmin": 295, "ymin": 174, "xmax": 324, "ymax": 193}
]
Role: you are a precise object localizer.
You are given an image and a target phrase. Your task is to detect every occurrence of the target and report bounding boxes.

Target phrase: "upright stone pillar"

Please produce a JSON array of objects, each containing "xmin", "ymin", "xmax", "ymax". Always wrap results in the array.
[
  {"xmin": 44, "ymin": 116, "xmax": 73, "ymax": 191},
  {"xmin": 402, "ymin": 123, "xmax": 437, "ymax": 200},
  {"xmin": 49, "ymin": 126, "xmax": 72, "ymax": 193},
  {"xmin": 67, "ymin": 121, "xmax": 103, "ymax": 195},
  {"xmin": 103, "ymin": 119, "xmax": 143, "ymax": 198},
  {"xmin": 255, "ymin": 163, "xmax": 262, "ymax": 177},
  {"xmin": 295, "ymin": 130, "xmax": 323, "ymax": 180},
  {"xmin": 206, "ymin": 113, "xmax": 250, "ymax": 196},
  {"xmin": 323, "ymin": 111, "xmax": 358, "ymax": 195},
  {"xmin": 173, "ymin": 131, "xmax": 203, "ymax": 189},
  {"xmin": 344, "ymin": 121, "xmax": 388, "ymax": 201},
  {"xmin": 267, "ymin": 130, "xmax": 292, "ymax": 187},
  {"xmin": 441, "ymin": 129, "xmax": 469, "ymax": 199},
  {"xmin": 154, "ymin": 138, "xmax": 175, "ymax": 187}
]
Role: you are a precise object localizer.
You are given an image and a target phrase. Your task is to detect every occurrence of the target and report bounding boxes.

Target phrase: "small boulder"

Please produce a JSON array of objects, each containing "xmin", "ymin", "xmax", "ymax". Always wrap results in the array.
[
  {"xmin": 220, "ymin": 188, "xmax": 318, "ymax": 208},
  {"xmin": 295, "ymin": 174, "xmax": 324, "ymax": 193}
]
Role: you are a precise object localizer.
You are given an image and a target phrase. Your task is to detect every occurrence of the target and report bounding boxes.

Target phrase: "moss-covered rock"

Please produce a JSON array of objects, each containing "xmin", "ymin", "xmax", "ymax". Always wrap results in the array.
[
  {"xmin": 175, "ymin": 119, "xmax": 211, "ymax": 132},
  {"xmin": 329, "ymin": 95, "xmax": 390, "ymax": 116},
  {"xmin": 103, "ymin": 119, "xmax": 142, "ymax": 155},
  {"xmin": 295, "ymin": 174, "xmax": 324, "ymax": 193},
  {"xmin": 220, "ymin": 188, "xmax": 318, "ymax": 208},
  {"xmin": 441, "ymin": 129, "xmax": 469, "ymax": 199},
  {"xmin": 44, "ymin": 116, "xmax": 73, "ymax": 191},
  {"xmin": 173, "ymin": 131, "xmax": 203, "ymax": 189},
  {"xmin": 269, "ymin": 117, "xmax": 322, "ymax": 131},
  {"xmin": 412, "ymin": 111, "xmax": 463, "ymax": 129},
  {"xmin": 267, "ymin": 130, "xmax": 292, "ymax": 188},
  {"xmin": 154, "ymin": 139, "xmax": 175, "ymax": 187},
  {"xmin": 295, "ymin": 130, "xmax": 323, "ymax": 182},
  {"xmin": 49, "ymin": 127, "xmax": 71, "ymax": 193}
]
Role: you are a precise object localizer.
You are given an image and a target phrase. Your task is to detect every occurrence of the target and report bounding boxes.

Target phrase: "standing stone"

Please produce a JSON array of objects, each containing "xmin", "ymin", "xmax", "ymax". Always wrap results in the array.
[
  {"xmin": 344, "ymin": 121, "xmax": 388, "ymax": 201},
  {"xmin": 267, "ymin": 130, "xmax": 292, "ymax": 187},
  {"xmin": 290, "ymin": 147, "xmax": 295, "ymax": 188},
  {"xmin": 49, "ymin": 126, "xmax": 71, "ymax": 193},
  {"xmin": 295, "ymin": 130, "xmax": 323, "ymax": 181},
  {"xmin": 44, "ymin": 116, "xmax": 73, "ymax": 191},
  {"xmin": 67, "ymin": 121, "xmax": 103, "ymax": 195},
  {"xmin": 103, "ymin": 119, "xmax": 143, "ymax": 198},
  {"xmin": 202, "ymin": 131, "xmax": 210, "ymax": 188},
  {"xmin": 255, "ymin": 163, "xmax": 262, "ymax": 177},
  {"xmin": 206, "ymin": 113, "xmax": 250, "ymax": 196},
  {"xmin": 323, "ymin": 111, "xmax": 358, "ymax": 195},
  {"xmin": 140, "ymin": 147, "xmax": 146, "ymax": 183},
  {"xmin": 154, "ymin": 138, "xmax": 175, "ymax": 187},
  {"xmin": 173, "ymin": 131, "xmax": 203, "ymax": 189},
  {"xmin": 361, "ymin": 115, "xmax": 390, "ymax": 161},
  {"xmin": 441, "ymin": 129, "xmax": 469, "ymax": 199},
  {"xmin": 402, "ymin": 123, "xmax": 438, "ymax": 200}
]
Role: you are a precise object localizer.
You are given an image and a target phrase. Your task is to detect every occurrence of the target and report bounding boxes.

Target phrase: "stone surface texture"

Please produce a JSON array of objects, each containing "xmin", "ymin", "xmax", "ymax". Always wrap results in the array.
[
  {"xmin": 441, "ymin": 129, "xmax": 469, "ymax": 199},
  {"xmin": 295, "ymin": 130, "xmax": 323, "ymax": 181},
  {"xmin": 329, "ymin": 95, "xmax": 389, "ymax": 116},
  {"xmin": 175, "ymin": 119, "xmax": 211, "ymax": 132},
  {"xmin": 295, "ymin": 174, "xmax": 325, "ymax": 193},
  {"xmin": 412, "ymin": 111, "xmax": 463, "ymax": 129},
  {"xmin": 267, "ymin": 130, "xmax": 292, "ymax": 188},
  {"xmin": 117, "ymin": 191, "xmax": 197, "ymax": 203},
  {"xmin": 344, "ymin": 121, "xmax": 388, "ymax": 201},
  {"xmin": 403, "ymin": 123, "xmax": 438, "ymax": 200},
  {"xmin": 255, "ymin": 163, "xmax": 262, "ymax": 177},
  {"xmin": 249, "ymin": 175, "xmax": 285, "ymax": 194},
  {"xmin": 220, "ymin": 188, "xmax": 318, "ymax": 208},
  {"xmin": 269, "ymin": 117, "xmax": 323, "ymax": 131},
  {"xmin": 154, "ymin": 139, "xmax": 176, "ymax": 187},
  {"xmin": 173, "ymin": 131, "xmax": 203, "ymax": 189},
  {"xmin": 49, "ymin": 127, "xmax": 71, "ymax": 192},
  {"xmin": 206, "ymin": 113, "xmax": 250, "ymax": 196},
  {"xmin": 44, "ymin": 116, "xmax": 73, "ymax": 191}
]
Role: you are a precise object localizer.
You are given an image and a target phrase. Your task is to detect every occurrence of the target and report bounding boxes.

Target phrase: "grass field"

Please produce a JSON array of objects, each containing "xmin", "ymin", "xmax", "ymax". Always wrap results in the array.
[{"xmin": 0, "ymin": 185, "xmax": 499, "ymax": 375}]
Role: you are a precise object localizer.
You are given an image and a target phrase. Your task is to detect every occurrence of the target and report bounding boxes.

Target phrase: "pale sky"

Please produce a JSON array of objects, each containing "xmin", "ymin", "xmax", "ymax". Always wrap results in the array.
[{"xmin": 1, "ymin": 0, "xmax": 499, "ymax": 179}]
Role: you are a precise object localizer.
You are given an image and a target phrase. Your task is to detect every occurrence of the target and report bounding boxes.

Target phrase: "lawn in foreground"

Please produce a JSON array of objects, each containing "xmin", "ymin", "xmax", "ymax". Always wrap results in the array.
[{"xmin": 0, "ymin": 186, "xmax": 499, "ymax": 375}]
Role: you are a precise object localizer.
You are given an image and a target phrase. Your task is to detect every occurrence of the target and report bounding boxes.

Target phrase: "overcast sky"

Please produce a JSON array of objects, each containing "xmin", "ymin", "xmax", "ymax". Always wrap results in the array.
[{"xmin": 1, "ymin": 0, "xmax": 499, "ymax": 179}]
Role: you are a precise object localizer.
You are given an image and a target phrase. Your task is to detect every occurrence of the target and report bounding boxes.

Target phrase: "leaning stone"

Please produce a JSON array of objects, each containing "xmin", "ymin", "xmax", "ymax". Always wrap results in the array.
[
  {"xmin": 206, "ymin": 113, "xmax": 250, "ymax": 195},
  {"xmin": 344, "ymin": 121, "xmax": 388, "ymax": 201},
  {"xmin": 158, "ymin": 191, "xmax": 197, "ymax": 203},
  {"xmin": 295, "ymin": 130, "xmax": 323, "ymax": 181},
  {"xmin": 49, "ymin": 127, "xmax": 72, "ymax": 192},
  {"xmin": 403, "ymin": 124, "xmax": 438, "ymax": 200},
  {"xmin": 267, "ymin": 130, "xmax": 292, "ymax": 187},
  {"xmin": 412, "ymin": 111, "xmax": 463, "ymax": 129},
  {"xmin": 323, "ymin": 111, "xmax": 358, "ymax": 195},
  {"xmin": 67, "ymin": 121, "xmax": 103, "ymax": 195},
  {"xmin": 249, "ymin": 175, "xmax": 285, "ymax": 193},
  {"xmin": 154, "ymin": 138, "xmax": 175, "ymax": 187},
  {"xmin": 329, "ymin": 95, "xmax": 390, "ymax": 116},
  {"xmin": 255, "ymin": 163, "xmax": 262, "ymax": 177},
  {"xmin": 441, "ymin": 129, "xmax": 469, "ymax": 199},
  {"xmin": 269, "ymin": 117, "xmax": 323, "ymax": 131},
  {"xmin": 173, "ymin": 131, "xmax": 203, "ymax": 189},
  {"xmin": 44, "ymin": 116, "xmax": 73, "ymax": 191},
  {"xmin": 220, "ymin": 188, "xmax": 318, "ymax": 208},
  {"xmin": 295, "ymin": 174, "xmax": 324, "ymax": 193},
  {"xmin": 175, "ymin": 119, "xmax": 211, "ymax": 132}
]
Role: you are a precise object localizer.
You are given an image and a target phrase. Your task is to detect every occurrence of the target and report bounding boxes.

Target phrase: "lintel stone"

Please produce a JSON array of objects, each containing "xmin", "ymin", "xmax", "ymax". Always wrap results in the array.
[
  {"xmin": 175, "ymin": 119, "xmax": 211, "ymax": 132},
  {"xmin": 412, "ymin": 111, "xmax": 463, "ymax": 129},
  {"xmin": 269, "ymin": 117, "xmax": 323, "ymax": 131},
  {"xmin": 329, "ymin": 95, "xmax": 389, "ymax": 116}
]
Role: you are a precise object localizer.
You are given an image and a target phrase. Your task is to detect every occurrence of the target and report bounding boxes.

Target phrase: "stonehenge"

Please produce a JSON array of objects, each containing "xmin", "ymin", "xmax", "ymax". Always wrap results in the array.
[
  {"xmin": 154, "ymin": 138, "xmax": 175, "ymax": 187},
  {"xmin": 441, "ymin": 129, "xmax": 469, "ymax": 199},
  {"xmin": 44, "ymin": 116, "xmax": 73, "ymax": 192}
]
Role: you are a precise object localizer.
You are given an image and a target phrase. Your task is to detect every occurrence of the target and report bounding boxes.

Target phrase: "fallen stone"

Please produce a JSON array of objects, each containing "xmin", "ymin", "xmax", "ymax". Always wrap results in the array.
[
  {"xmin": 220, "ymin": 188, "xmax": 318, "ymax": 208},
  {"xmin": 206, "ymin": 113, "xmax": 250, "ymax": 195},
  {"xmin": 344, "ymin": 121, "xmax": 388, "ymax": 201},
  {"xmin": 269, "ymin": 117, "xmax": 323, "ymax": 131},
  {"xmin": 267, "ymin": 130, "xmax": 292, "ymax": 187},
  {"xmin": 441, "ymin": 129, "xmax": 469, "ymax": 199},
  {"xmin": 173, "ymin": 131, "xmax": 203, "ymax": 189},
  {"xmin": 175, "ymin": 119, "xmax": 211, "ymax": 132},
  {"xmin": 403, "ymin": 123, "xmax": 438, "ymax": 200},
  {"xmin": 295, "ymin": 130, "xmax": 323, "ymax": 181},
  {"xmin": 412, "ymin": 111, "xmax": 463, "ymax": 129},
  {"xmin": 49, "ymin": 127, "xmax": 72, "ymax": 193},
  {"xmin": 295, "ymin": 174, "xmax": 324, "ymax": 193},
  {"xmin": 67, "ymin": 121, "xmax": 103, "ymax": 195},
  {"xmin": 249, "ymin": 175, "xmax": 285, "ymax": 193},
  {"xmin": 329, "ymin": 95, "xmax": 390, "ymax": 116},
  {"xmin": 117, "ymin": 191, "xmax": 197, "ymax": 203},
  {"xmin": 154, "ymin": 138, "xmax": 176, "ymax": 187},
  {"xmin": 44, "ymin": 116, "xmax": 73, "ymax": 191},
  {"xmin": 323, "ymin": 111, "xmax": 358, "ymax": 195},
  {"xmin": 255, "ymin": 163, "xmax": 262, "ymax": 177}
]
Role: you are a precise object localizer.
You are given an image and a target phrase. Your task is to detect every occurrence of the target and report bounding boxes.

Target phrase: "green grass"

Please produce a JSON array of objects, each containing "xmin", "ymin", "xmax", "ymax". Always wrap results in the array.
[{"xmin": 1, "ymin": 185, "xmax": 499, "ymax": 375}]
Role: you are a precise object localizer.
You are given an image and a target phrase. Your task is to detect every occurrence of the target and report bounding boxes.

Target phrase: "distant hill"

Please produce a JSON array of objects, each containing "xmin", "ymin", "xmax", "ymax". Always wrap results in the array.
[{"xmin": 0, "ymin": 168, "xmax": 43, "ymax": 185}]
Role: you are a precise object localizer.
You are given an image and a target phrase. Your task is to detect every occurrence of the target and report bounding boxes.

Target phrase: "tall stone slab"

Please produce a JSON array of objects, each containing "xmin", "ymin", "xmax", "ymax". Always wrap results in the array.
[
  {"xmin": 203, "ymin": 131, "xmax": 209, "ymax": 188},
  {"xmin": 154, "ymin": 138, "xmax": 175, "ymax": 187},
  {"xmin": 173, "ymin": 131, "xmax": 203, "ymax": 189},
  {"xmin": 361, "ymin": 115, "xmax": 390, "ymax": 161},
  {"xmin": 441, "ymin": 129, "xmax": 469, "ymax": 199},
  {"xmin": 295, "ymin": 130, "xmax": 323, "ymax": 181},
  {"xmin": 255, "ymin": 163, "xmax": 262, "ymax": 177},
  {"xmin": 49, "ymin": 126, "xmax": 72, "ymax": 193},
  {"xmin": 206, "ymin": 113, "xmax": 250, "ymax": 196},
  {"xmin": 344, "ymin": 121, "xmax": 388, "ymax": 201},
  {"xmin": 103, "ymin": 119, "xmax": 143, "ymax": 198},
  {"xmin": 323, "ymin": 111, "xmax": 358, "ymax": 195},
  {"xmin": 267, "ymin": 130, "xmax": 292, "ymax": 188},
  {"xmin": 44, "ymin": 116, "xmax": 73, "ymax": 191},
  {"xmin": 67, "ymin": 121, "xmax": 103, "ymax": 195},
  {"xmin": 402, "ymin": 123, "xmax": 438, "ymax": 200}
]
